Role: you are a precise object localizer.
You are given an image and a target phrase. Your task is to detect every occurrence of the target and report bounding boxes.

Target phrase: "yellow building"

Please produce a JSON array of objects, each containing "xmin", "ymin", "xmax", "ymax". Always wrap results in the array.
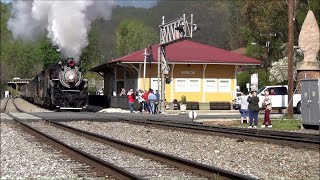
[{"xmin": 91, "ymin": 40, "xmax": 260, "ymax": 109}]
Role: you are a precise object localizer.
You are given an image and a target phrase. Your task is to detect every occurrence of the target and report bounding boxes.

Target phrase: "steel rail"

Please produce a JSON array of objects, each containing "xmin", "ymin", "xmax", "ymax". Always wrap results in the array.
[
  {"xmin": 117, "ymin": 119, "xmax": 320, "ymax": 146},
  {"xmin": 142, "ymin": 119, "xmax": 320, "ymax": 141},
  {"xmin": 11, "ymin": 98, "xmax": 143, "ymax": 180},
  {"xmin": 50, "ymin": 120, "xmax": 258, "ymax": 180},
  {"xmin": 1, "ymin": 97, "xmax": 10, "ymax": 112},
  {"xmin": 80, "ymin": 112, "xmax": 319, "ymax": 142}
]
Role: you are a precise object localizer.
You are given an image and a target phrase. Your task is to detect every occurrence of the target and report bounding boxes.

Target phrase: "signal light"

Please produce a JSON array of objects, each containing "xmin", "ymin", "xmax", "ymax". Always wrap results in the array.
[
  {"xmin": 165, "ymin": 77, "xmax": 171, "ymax": 84},
  {"xmin": 175, "ymin": 25, "xmax": 184, "ymax": 33}
]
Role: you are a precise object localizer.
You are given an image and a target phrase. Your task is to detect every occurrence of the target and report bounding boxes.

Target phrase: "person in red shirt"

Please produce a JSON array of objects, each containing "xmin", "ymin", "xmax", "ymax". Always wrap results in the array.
[
  {"xmin": 143, "ymin": 89, "xmax": 151, "ymax": 113},
  {"xmin": 128, "ymin": 92, "xmax": 135, "ymax": 113}
]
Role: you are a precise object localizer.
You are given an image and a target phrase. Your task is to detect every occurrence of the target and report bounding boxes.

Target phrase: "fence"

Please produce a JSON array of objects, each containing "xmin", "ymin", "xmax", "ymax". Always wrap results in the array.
[
  {"xmin": 88, "ymin": 95, "xmax": 110, "ymax": 108},
  {"xmin": 110, "ymin": 96, "xmax": 139, "ymax": 109}
]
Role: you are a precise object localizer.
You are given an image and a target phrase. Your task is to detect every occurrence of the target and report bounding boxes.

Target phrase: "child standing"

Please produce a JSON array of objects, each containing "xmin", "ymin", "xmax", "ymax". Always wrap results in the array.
[{"xmin": 261, "ymin": 91, "xmax": 272, "ymax": 128}]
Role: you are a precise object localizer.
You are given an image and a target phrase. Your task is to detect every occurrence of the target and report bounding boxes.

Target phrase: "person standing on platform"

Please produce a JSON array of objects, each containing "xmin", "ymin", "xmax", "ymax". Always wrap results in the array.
[
  {"xmin": 137, "ymin": 90, "xmax": 145, "ymax": 113},
  {"xmin": 148, "ymin": 89, "xmax": 157, "ymax": 114},
  {"xmin": 154, "ymin": 90, "xmax": 160, "ymax": 114},
  {"xmin": 128, "ymin": 91, "xmax": 135, "ymax": 113},
  {"xmin": 119, "ymin": 88, "xmax": 126, "ymax": 96},
  {"xmin": 239, "ymin": 91, "xmax": 249, "ymax": 124},
  {"xmin": 247, "ymin": 91, "xmax": 259, "ymax": 128},
  {"xmin": 143, "ymin": 89, "xmax": 150, "ymax": 113},
  {"xmin": 261, "ymin": 91, "xmax": 272, "ymax": 128}
]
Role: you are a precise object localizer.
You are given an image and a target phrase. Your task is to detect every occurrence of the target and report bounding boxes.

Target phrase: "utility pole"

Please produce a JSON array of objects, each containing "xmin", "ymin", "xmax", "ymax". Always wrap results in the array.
[
  {"xmin": 288, "ymin": 0, "xmax": 294, "ymax": 118},
  {"xmin": 159, "ymin": 14, "xmax": 198, "ymax": 113}
]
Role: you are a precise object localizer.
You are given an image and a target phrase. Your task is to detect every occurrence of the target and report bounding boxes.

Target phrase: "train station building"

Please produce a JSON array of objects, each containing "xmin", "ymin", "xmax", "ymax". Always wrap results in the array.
[{"xmin": 90, "ymin": 40, "xmax": 260, "ymax": 109}]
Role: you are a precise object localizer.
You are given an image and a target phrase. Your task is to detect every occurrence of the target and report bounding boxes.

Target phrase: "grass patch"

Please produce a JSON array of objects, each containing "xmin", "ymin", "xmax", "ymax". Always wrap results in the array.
[{"xmin": 238, "ymin": 119, "xmax": 301, "ymax": 131}]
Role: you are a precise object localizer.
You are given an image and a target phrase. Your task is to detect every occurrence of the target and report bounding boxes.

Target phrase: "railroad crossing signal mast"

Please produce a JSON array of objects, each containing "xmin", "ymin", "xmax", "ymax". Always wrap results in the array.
[{"xmin": 158, "ymin": 14, "xmax": 198, "ymax": 113}]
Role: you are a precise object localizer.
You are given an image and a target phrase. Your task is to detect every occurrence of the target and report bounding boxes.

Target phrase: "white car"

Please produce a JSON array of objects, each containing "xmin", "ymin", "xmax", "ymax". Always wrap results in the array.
[{"xmin": 257, "ymin": 85, "xmax": 301, "ymax": 114}]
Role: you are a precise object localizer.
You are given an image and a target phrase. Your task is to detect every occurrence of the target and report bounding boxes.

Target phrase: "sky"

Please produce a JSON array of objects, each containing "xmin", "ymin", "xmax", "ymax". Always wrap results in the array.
[{"xmin": 1, "ymin": 0, "xmax": 158, "ymax": 8}]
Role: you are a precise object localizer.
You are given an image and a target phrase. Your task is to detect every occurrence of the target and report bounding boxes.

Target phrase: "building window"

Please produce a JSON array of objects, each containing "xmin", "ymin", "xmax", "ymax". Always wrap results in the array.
[
  {"xmin": 204, "ymin": 79, "xmax": 217, "ymax": 92},
  {"xmin": 219, "ymin": 79, "xmax": 231, "ymax": 92},
  {"xmin": 150, "ymin": 78, "xmax": 161, "ymax": 91},
  {"xmin": 175, "ymin": 78, "xmax": 200, "ymax": 92}
]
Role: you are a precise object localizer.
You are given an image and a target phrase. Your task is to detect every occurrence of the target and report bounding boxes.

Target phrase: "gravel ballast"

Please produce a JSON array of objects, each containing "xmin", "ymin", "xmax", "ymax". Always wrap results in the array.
[
  {"xmin": 14, "ymin": 98, "xmax": 52, "ymax": 113},
  {"xmin": 29, "ymin": 121, "xmax": 205, "ymax": 179},
  {"xmin": 0, "ymin": 122, "xmax": 97, "ymax": 179},
  {"xmin": 63, "ymin": 121, "xmax": 320, "ymax": 179}
]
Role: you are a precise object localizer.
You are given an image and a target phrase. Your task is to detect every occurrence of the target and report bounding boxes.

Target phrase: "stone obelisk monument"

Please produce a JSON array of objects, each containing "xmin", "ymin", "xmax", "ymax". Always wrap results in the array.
[{"xmin": 297, "ymin": 10, "xmax": 320, "ymax": 91}]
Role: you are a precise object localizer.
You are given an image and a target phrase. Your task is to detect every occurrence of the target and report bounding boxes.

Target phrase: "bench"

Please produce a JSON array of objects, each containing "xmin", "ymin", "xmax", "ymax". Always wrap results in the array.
[
  {"xmin": 186, "ymin": 101, "xmax": 199, "ymax": 110},
  {"xmin": 210, "ymin": 101, "xmax": 231, "ymax": 110}
]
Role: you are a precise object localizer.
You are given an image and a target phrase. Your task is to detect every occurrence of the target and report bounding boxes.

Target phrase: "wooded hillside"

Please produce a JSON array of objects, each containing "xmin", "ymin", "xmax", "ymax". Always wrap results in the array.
[{"xmin": 1, "ymin": 0, "xmax": 319, "ymax": 93}]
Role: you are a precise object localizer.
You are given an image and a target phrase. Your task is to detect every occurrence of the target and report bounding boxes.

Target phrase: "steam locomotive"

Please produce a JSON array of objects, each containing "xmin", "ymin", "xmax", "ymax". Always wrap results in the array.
[{"xmin": 20, "ymin": 58, "xmax": 88, "ymax": 110}]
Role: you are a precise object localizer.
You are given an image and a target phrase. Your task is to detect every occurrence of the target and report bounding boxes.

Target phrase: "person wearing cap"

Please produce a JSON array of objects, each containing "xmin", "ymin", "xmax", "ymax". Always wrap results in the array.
[{"xmin": 247, "ymin": 90, "xmax": 259, "ymax": 128}]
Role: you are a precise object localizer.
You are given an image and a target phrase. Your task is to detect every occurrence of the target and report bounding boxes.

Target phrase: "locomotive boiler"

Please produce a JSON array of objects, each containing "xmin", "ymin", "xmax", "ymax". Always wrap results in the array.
[{"xmin": 20, "ymin": 58, "xmax": 88, "ymax": 110}]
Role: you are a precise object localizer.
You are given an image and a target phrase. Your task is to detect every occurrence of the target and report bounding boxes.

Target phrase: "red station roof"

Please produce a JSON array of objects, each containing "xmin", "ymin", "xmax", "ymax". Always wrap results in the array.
[{"xmin": 110, "ymin": 40, "xmax": 260, "ymax": 65}]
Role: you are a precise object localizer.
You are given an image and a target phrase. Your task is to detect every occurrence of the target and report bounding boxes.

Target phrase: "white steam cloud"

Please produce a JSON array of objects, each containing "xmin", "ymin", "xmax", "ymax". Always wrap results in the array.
[{"xmin": 7, "ymin": 0, "xmax": 114, "ymax": 61}]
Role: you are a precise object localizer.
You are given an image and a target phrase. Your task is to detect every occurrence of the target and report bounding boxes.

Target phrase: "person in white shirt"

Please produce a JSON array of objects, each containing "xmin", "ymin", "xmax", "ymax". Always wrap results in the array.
[
  {"xmin": 239, "ymin": 91, "xmax": 249, "ymax": 123},
  {"xmin": 148, "ymin": 89, "xmax": 157, "ymax": 114}
]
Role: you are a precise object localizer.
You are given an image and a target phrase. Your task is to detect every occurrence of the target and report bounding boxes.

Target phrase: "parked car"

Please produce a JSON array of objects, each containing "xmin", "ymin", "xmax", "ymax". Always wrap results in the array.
[
  {"xmin": 232, "ymin": 92, "xmax": 243, "ymax": 110},
  {"xmin": 257, "ymin": 85, "xmax": 301, "ymax": 114}
]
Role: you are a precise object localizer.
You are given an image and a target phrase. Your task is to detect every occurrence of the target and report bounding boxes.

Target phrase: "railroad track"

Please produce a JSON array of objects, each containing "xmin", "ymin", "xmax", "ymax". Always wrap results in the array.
[
  {"xmin": 1, "ymin": 97, "xmax": 10, "ymax": 112},
  {"xmin": 82, "ymin": 113, "xmax": 320, "ymax": 149},
  {"xmin": 128, "ymin": 119, "xmax": 320, "ymax": 148},
  {"xmin": 10, "ymin": 98, "xmax": 257, "ymax": 179},
  {"xmin": 8, "ymin": 98, "xmax": 141, "ymax": 179}
]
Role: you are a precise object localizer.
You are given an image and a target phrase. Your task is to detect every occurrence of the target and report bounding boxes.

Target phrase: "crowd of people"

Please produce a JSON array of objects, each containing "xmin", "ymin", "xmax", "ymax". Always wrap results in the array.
[
  {"xmin": 121, "ymin": 88, "xmax": 161, "ymax": 114},
  {"xmin": 121, "ymin": 87, "xmax": 273, "ymax": 127},
  {"xmin": 238, "ymin": 90, "xmax": 272, "ymax": 128}
]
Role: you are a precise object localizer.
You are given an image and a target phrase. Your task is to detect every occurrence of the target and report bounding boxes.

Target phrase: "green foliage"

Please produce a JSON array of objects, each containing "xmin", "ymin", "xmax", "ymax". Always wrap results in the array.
[
  {"xmin": 115, "ymin": 19, "xmax": 157, "ymax": 56},
  {"xmin": 1, "ymin": 0, "xmax": 320, "ymax": 96},
  {"xmin": 180, "ymin": 95, "xmax": 186, "ymax": 104},
  {"xmin": 238, "ymin": 119, "xmax": 301, "ymax": 131},
  {"xmin": 237, "ymin": 68, "xmax": 279, "ymax": 92},
  {"xmin": 39, "ymin": 38, "xmax": 61, "ymax": 69}
]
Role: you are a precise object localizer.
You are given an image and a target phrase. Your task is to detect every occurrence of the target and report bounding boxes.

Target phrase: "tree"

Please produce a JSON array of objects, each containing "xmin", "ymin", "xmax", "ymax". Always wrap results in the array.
[{"xmin": 115, "ymin": 19, "xmax": 157, "ymax": 56}]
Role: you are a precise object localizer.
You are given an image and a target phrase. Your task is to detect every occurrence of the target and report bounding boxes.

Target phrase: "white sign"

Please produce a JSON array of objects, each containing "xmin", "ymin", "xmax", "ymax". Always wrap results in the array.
[
  {"xmin": 151, "ymin": 78, "xmax": 161, "ymax": 91},
  {"xmin": 204, "ymin": 79, "xmax": 217, "ymax": 92},
  {"xmin": 189, "ymin": 79, "xmax": 201, "ymax": 92},
  {"xmin": 189, "ymin": 111, "xmax": 197, "ymax": 120},
  {"xmin": 175, "ymin": 78, "xmax": 200, "ymax": 92},
  {"xmin": 181, "ymin": 71, "xmax": 195, "ymax": 75},
  {"xmin": 175, "ymin": 79, "xmax": 188, "ymax": 92},
  {"xmin": 218, "ymin": 79, "xmax": 231, "ymax": 92},
  {"xmin": 250, "ymin": 73, "xmax": 258, "ymax": 91},
  {"xmin": 5, "ymin": 91, "xmax": 9, "ymax": 97},
  {"xmin": 246, "ymin": 83, "xmax": 250, "ymax": 89}
]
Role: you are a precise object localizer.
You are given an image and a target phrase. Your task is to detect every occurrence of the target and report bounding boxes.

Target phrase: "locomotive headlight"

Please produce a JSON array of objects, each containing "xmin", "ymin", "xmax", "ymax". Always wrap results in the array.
[{"xmin": 69, "ymin": 75, "xmax": 74, "ymax": 81}]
